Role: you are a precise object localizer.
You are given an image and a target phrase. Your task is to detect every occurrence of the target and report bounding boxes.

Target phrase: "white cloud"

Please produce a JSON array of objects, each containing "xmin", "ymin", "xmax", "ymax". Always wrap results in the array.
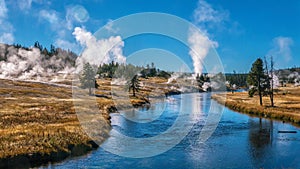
[
  {"xmin": 0, "ymin": 19, "xmax": 14, "ymax": 32},
  {"xmin": 268, "ymin": 36, "xmax": 293, "ymax": 63},
  {"xmin": 72, "ymin": 27, "xmax": 126, "ymax": 71},
  {"xmin": 37, "ymin": 6, "xmax": 91, "ymax": 53},
  {"xmin": 0, "ymin": 0, "xmax": 8, "ymax": 19},
  {"xmin": 0, "ymin": 0, "xmax": 14, "ymax": 44},
  {"xmin": 66, "ymin": 5, "xmax": 89, "ymax": 30},
  {"xmin": 17, "ymin": 0, "xmax": 32, "ymax": 11},
  {"xmin": 55, "ymin": 39, "xmax": 81, "ymax": 54},
  {"xmin": 104, "ymin": 19, "xmax": 119, "ymax": 33},
  {"xmin": 39, "ymin": 9, "xmax": 73, "ymax": 50},
  {"xmin": 193, "ymin": 0, "xmax": 229, "ymax": 25},
  {"xmin": 39, "ymin": 10, "xmax": 59, "ymax": 24},
  {"xmin": 17, "ymin": 0, "xmax": 51, "ymax": 11},
  {"xmin": 39, "ymin": 9, "xmax": 72, "ymax": 50},
  {"xmin": 0, "ymin": 33, "xmax": 14, "ymax": 44}
]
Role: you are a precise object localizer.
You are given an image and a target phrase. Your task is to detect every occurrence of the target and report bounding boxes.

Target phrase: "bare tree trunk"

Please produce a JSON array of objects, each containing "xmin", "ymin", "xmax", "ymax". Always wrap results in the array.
[
  {"xmin": 89, "ymin": 87, "xmax": 92, "ymax": 96},
  {"xmin": 270, "ymin": 56, "xmax": 274, "ymax": 107},
  {"xmin": 133, "ymin": 88, "xmax": 136, "ymax": 97}
]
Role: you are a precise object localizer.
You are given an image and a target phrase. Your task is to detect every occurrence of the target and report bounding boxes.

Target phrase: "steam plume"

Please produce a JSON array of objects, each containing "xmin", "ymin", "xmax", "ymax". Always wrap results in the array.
[
  {"xmin": 72, "ymin": 27, "xmax": 126, "ymax": 72},
  {"xmin": 188, "ymin": 0, "xmax": 223, "ymax": 77},
  {"xmin": 0, "ymin": 43, "xmax": 76, "ymax": 81}
]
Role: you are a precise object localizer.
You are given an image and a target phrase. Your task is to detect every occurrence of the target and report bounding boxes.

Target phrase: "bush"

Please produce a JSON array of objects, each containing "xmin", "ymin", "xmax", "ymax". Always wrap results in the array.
[{"xmin": 248, "ymin": 88, "xmax": 256, "ymax": 97}]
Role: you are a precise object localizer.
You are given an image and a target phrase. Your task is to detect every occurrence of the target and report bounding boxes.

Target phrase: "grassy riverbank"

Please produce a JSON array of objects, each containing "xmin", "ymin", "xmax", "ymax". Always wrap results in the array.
[
  {"xmin": 212, "ymin": 85, "xmax": 300, "ymax": 125},
  {"xmin": 0, "ymin": 77, "xmax": 184, "ymax": 168},
  {"xmin": 0, "ymin": 78, "xmax": 112, "ymax": 168}
]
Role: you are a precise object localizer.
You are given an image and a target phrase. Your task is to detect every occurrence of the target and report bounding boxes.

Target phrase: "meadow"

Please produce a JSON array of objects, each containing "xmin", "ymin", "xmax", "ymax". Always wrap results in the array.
[
  {"xmin": 212, "ymin": 85, "xmax": 300, "ymax": 125},
  {"xmin": 0, "ymin": 78, "xmax": 111, "ymax": 167},
  {"xmin": 0, "ymin": 76, "xmax": 181, "ymax": 167}
]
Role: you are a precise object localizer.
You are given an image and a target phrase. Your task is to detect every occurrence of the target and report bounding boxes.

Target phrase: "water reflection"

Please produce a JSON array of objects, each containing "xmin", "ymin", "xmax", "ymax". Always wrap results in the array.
[
  {"xmin": 248, "ymin": 118, "xmax": 274, "ymax": 167},
  {"xmin": 101, "ymin": 93, "xmax": 203, "ymax": 158},
  {"xmin": 42, "ymin": 93, "xmax": 300, "ymax": 169}
]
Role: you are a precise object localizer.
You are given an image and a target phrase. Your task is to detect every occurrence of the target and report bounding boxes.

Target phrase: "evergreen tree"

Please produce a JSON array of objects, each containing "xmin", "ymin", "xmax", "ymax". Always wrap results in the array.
[
  {"xmin": 42, "ymin": 47, "xmax": 49, "ymax": 56},
  {"xmin": 50, "ymin": 44, "xmax": 57, "ymax": 56},
  {"xmin": 34, "ymin": 41, "xmax": 43, "ymax": 51},
  {"xmin": 128, "ymin": 75, "xmax": 140, "ymax": 97},
  {"xmin": 247, "ymin": 58, "xmax": 265, "ymax": 105},
  {"xmin": 151, "ymin": 62, "xmax": 155, "ymax": 69},
  {"xmin": 80, "ymin": 63, "xmax": 99, "ymax": 95},
  {"xmin": 157, "ymin": 70, "xmax": 171, "ymax": 79},
  {"xmin": 97, "ymin": 61, "xmax": 120, "ymax": 78}
]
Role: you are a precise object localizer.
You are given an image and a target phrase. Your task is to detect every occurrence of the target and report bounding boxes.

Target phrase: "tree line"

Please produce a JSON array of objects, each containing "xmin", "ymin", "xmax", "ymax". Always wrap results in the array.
[
  {"xmin": 226, "ymin": 72, "xmax": 248, "ymax": 88},
  {"xmin": 97, "ymin": 61, "xmax": 171, "ymax": 79},
  {"xmin": 79, "ymin": 55, "xmax": 290, "ymax": 107},
  {"xmin": 80, "ymin": 61, "xmax": 171, "ymax": 96}
]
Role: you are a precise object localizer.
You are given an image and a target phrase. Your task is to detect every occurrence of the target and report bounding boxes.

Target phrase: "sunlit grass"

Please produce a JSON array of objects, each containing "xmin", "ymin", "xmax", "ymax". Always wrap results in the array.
[
  {"xmin": 212, "ymin": 85, "xmax": 300, "ymax": 125},
  {"xmin": 0, "ymin": 76, "xmax": 178, "ymax": 161},
  {"xmin": 0, "ymin": 79, "xmax": 110, "ymax": 159}
]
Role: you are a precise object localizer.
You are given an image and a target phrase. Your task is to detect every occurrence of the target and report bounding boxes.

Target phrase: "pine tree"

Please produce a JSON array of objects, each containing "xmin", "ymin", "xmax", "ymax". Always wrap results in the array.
[
  {"xmin": 50, "ymin": 44, "xmax": 57, "ymax": 56},
  {"xmin": 80, "ymin": 63, "xmax": 99, "ymax": 95},
  {"xmin": 128, "ymin": 75, "xmax": 140, "ymax": 97},
  {"xmin": 34, "ymin": 41, "xmax": 43, "ymax": 51},
  {"xmin": 247, "ymin": 58, "xmax": 266, "ymax": 106}
]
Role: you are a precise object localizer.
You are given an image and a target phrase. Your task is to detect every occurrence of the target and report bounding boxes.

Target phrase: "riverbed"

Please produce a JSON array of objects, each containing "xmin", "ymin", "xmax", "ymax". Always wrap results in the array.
[{"xmin": 41, "ymin": 93, "xmax": 300, "ymax": 169}]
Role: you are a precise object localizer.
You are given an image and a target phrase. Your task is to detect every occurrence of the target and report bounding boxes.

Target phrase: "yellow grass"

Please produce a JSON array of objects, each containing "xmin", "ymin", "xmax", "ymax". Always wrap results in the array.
[
  {"xmin": 0, "ymin": 79, "xmax": 111, "ymax": 161},
  {"xmin": 212, "ymin": 85, "xmax": 300, "ymax": 125},
  {"xmin": 0, "ymin": 77, "xmax": 172, "ymax": 159},
  {"xmin": 0, "ymin": 76, "xmax": 179, "ymax": 167}
]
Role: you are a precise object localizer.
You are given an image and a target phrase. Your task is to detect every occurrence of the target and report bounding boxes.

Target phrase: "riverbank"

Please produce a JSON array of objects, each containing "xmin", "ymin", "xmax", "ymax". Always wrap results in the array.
[
  {"xmin": 0, "ymin": 77, "xmax": 188, "ymax": 168},
  {"xmin": 43, "ymin": 91, "xmax": 300, "ymax": 169},
  {"xmin": 212, "ymin": 85, "xmax": 300, "ymax": 126},
  {"xmin": 0, "ymin": 79, "xmax": 112, "ymax": 168}
]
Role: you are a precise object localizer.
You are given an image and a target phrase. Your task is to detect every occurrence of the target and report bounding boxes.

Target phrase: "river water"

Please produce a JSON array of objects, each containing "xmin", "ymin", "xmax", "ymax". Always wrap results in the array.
[{"xmin": 41, "ymin": 93, "xmax": 300, "ymax": 169}]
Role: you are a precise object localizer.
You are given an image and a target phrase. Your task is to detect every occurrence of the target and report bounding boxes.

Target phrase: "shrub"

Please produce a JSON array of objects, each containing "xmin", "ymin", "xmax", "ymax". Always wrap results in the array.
[{"xmin": 248, "ymin": 88, "xmax": 256, "ymax": 97}]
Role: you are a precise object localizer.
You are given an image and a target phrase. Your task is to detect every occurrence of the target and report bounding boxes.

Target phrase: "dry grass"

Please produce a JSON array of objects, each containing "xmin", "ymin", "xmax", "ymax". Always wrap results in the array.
[
  {"xmin": 0, "ymin": 79, "xmax": 111, "ymax": 161},
  {"xmin": 0, "ymin": 77, "xmax": 173, "ymax": 161},
  {"xmin": 0, "ymin": 76, "xmax": 180, "ymax": 167},
  {"xmin": 212, "ymin": 85, "xmax": 300, "ymax": 125}
]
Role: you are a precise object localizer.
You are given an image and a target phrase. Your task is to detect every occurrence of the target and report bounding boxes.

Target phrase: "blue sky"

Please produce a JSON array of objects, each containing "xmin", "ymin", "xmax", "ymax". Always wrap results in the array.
[{"xmin": 0, "ymin": 0, "xmax": 299, "ymax": 73}]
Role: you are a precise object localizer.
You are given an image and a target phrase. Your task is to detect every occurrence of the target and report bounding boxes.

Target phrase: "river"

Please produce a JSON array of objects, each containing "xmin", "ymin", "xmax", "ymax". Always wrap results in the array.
[{"xmin": 41, "ymin": 93, "xmax": 300, "ymax": 169}]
